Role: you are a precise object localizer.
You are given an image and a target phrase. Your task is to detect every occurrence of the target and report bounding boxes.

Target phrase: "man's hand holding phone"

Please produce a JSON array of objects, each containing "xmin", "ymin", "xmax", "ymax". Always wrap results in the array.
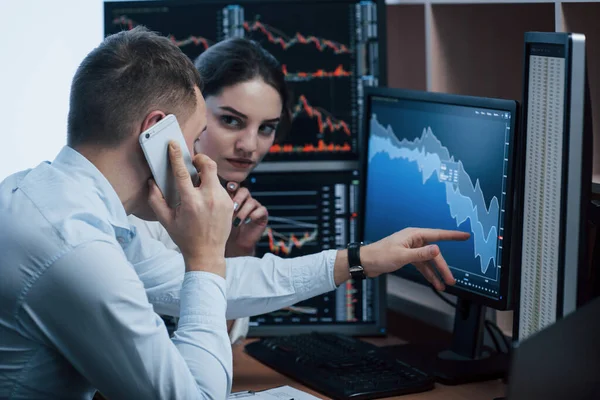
[{"xmin": 148, "ymin": 141, "xmax": 233, "ymax": 277}]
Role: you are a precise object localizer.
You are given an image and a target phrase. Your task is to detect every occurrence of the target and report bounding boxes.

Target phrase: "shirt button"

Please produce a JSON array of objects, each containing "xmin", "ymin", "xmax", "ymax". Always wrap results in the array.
[{"xmin": 117, "ymin": 237, "xmax": 125, "ymax": 245}]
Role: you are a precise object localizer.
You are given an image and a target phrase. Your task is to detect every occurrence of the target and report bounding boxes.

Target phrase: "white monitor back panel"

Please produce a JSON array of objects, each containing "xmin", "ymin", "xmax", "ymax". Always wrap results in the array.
[
  {"xmin": 518, "ymin": 32, "xmax": 589, "ymax": 342},
  {"xmin": 519, "ymin": 43, "xmax": 566, "ymax": 341}
]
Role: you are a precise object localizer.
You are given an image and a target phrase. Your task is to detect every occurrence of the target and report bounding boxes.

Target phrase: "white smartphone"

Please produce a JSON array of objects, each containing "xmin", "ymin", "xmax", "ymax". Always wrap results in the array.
[{"xmin": 139, "ymin": 114, "xmax": 199, "ymax": 208}]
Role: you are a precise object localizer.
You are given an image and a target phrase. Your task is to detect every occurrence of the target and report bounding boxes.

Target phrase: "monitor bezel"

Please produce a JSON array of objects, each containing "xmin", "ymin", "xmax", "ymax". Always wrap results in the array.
[
  {"xmin": 248, "ymin": 275, "xmax": 387, "ymax": 337},
  {"xmin": 358, "ymin": 86, "xmax": 519, "ymax": 311}
]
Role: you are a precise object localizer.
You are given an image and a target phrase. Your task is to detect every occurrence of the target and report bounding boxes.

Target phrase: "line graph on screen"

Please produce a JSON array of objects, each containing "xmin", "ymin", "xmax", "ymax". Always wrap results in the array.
[{"xmin": 367, "ymin": 115, "xmax": 501, "ymax": 280}]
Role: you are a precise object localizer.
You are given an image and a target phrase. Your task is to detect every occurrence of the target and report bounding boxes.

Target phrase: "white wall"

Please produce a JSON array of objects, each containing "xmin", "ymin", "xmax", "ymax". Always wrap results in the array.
[{"xmin": 0, "ymin": 0, "xmax": 104, "ymax": 180}]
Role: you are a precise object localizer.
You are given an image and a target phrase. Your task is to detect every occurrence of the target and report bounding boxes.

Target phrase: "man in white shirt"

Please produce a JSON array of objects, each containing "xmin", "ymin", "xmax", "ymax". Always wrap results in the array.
[{"xmin": 0, "ymin": 26, "xmax": 468, "ymax": 399}]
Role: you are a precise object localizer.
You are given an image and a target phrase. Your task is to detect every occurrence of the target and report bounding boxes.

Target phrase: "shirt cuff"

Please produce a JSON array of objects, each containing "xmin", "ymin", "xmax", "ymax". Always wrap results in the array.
[
  {"xmin": 324, "ymin": 249, "xmax": 338, "ymax": 289},
  {"xmin": 178, "ymin": 271, "xmax": 227, "ymax": 326}
]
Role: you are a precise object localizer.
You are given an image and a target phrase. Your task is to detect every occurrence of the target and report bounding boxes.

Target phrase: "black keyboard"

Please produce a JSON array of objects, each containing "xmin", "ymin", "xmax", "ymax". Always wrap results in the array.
[{"xmin": 245, "ymin": 333, "xmax": 434, "ymax": 400}]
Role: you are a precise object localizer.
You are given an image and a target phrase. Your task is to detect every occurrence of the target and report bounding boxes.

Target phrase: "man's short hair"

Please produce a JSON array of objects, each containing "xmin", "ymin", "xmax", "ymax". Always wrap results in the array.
[{"xmin": 67, "ymin": 26, "xmax": 202, "ymax": 148}]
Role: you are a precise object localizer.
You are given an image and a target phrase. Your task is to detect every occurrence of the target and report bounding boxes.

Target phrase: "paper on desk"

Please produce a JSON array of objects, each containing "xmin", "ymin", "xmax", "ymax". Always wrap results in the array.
[{"xmin": 229, "ymin": 385, "xmax": 322, "ymax": 399}]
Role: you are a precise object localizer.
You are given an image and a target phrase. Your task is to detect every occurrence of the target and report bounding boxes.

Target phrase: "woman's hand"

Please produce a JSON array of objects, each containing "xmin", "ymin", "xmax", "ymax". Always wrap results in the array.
[{"xmin": 224, "ymin": 182, "xmax": 268, "ymax": 257}]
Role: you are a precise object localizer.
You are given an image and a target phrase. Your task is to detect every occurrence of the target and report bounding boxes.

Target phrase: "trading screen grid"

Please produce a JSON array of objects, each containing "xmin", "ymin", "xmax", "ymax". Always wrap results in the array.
[
  {"xmin": 245, "ymin": 170, "xmax": 379, "ymax": 326},
  {"xmin": 105, "ymin": 0, "xmax": 380, "ymax": 162}
]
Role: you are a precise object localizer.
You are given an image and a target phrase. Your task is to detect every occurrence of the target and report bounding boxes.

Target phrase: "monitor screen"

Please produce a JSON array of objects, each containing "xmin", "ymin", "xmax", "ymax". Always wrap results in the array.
[
  {"xmin": 361, "ymin": 87, "xmax": 518, "ymax": 310},
  {"xmin": 517, "ymin": 32, "xmax": 592, "ymax": 341},
  {"xmin": 245, "ymin": 170, "xmax": 386, "ymax": 336},
  {"xmin": 104, "ymin": 0, "xmax": 386, "ymax": 162}
]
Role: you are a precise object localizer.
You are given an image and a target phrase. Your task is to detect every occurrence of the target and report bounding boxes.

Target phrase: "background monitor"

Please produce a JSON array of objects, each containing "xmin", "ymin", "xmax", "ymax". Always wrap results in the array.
[
  {"xmin": 104, "ymin": 0, "xmax": 387, "ymax": 163},
  {"xmin": 360, "ymin": 86, "xmax": 520, "ymax": 384},
  {"xmin": 515, "ymin": 32, "xmax": 594, "ymax": 343},
  {"xmin": 245, "ymin": 170, "xmax": 387, "ymax": 337}
]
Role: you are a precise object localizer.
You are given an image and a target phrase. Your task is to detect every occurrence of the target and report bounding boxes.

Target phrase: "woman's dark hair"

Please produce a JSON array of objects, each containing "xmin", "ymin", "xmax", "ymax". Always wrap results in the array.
[{"xmin": 194, "ymin": 38, "xmax": 291, "ymax": 143}]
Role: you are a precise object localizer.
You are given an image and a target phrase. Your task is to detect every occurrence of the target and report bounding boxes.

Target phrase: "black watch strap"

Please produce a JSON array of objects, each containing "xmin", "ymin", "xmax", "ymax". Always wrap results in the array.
[{"xmin": 347, "ymin": 242, "xmax": 366, "ymax": 280}]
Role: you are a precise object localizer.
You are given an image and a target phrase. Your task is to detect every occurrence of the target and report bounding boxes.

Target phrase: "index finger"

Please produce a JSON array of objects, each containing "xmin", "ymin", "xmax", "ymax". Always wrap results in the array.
[
  {"xmin": 168, "ymin": 141, "xmax": 195, "ymax": 202},
  {"xmin": 191, "ymin": 153, "xmax": 220, "ymax": 188},
  {"xmin": 418, "ymin": 229, "xmax": 470, "ymax": 243}
]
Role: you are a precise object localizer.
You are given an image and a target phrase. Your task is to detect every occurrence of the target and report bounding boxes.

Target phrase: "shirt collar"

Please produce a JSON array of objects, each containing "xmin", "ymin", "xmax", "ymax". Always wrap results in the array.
[{"xmin": 52, "ymin": 146, "xmax": 133, "ymax": 236}]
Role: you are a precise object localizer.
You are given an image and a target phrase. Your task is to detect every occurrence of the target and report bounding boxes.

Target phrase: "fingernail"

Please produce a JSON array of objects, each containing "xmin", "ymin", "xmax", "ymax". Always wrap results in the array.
[
  {"xmin": 228, "ymin": 183, "xmax": 236, "ymax": 191},
  {"xmin": 244, "ymin": 217, "xmax": 251, "ymax": 224},
  {"xmin": 429, "ymin": 245, "xmax": 437, "ymax": 256},
  {"xmin": 169, "ymin": 141, "xmax": 177, "ymax": 149},
  {"xmin": 233, "ymin": 217, "xmax": 241, "ymax": 227},
  {"xmin": 233, "ymin": 202, "xmax": 239, "ymax": 211}
]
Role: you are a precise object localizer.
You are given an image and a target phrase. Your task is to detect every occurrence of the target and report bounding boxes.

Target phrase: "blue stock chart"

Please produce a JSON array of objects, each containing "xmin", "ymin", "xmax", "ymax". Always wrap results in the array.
[{"xmin": 364, "ymin": 97, "xmax": 512, "ymax": 297}]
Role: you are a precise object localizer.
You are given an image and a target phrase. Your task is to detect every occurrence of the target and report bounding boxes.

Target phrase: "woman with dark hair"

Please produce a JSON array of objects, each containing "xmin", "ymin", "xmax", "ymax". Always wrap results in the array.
[
  {"xmin": 129, "ymin": 37, "xmax": 291, "ymax": 343},
  {"xmin": 192, "ymin": 37, "xmax": 291, "ymax": 258}
]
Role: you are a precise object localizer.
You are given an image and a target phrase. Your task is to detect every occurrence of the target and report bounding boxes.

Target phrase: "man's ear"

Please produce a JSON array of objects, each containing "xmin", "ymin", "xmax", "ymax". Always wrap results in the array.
[{"xmin": 139, "ymin": 110, "xmax": 167, "ymax": 134}]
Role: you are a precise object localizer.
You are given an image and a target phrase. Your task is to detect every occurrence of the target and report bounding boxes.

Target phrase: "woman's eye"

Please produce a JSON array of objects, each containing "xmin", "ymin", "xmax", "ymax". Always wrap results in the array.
[
  {"xmin": 259, "ymin": 125, "xmax": 276, "ymax": 136},
  {"xmin": 221, "ymin": 115, "xmax": 241, "ymax": 127}
]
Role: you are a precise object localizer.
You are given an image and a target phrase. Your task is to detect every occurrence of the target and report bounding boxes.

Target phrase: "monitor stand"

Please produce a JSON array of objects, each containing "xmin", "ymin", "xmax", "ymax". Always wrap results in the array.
[{"xmin": 384, "ymin": 298, "xmax": 510, "ymax": 385}]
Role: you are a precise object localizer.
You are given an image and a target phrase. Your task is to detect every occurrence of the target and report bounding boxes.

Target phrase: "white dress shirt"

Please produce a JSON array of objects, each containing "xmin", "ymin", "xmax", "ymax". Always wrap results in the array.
[
  {"xmin": 124, "ymin": 220, "xmax": 338, "ymax": 322},
  {"xmin": 129, "ymin": 215, "xmax": 250, "ymax": 344},
  {"xmin": 0, "ymin": 146, "xmax": 337, "ymax": 399}
]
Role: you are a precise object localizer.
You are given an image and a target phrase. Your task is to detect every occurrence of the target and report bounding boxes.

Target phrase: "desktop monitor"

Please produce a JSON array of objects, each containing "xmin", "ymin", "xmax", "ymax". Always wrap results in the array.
[
  {"xmin": 360, "ymin": 86, "xmax": 520, "ymax": 384},
  {"xmin": 104, "ymin": 0, "xmax": 387, "ymax": 163},
  {"xmin": 515, "ymin": 32, "xmax": 594, "ymax": 343},
  {"xmin": 244, "ymin": 169, "xmax": 387, "ymax": 337}
]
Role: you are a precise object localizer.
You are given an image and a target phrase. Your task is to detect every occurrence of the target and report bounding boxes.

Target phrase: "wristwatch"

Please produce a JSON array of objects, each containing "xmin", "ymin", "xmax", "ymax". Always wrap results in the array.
[{"xmin": 347, "ymin": 242, "xmax": 366, "ymax": 280}]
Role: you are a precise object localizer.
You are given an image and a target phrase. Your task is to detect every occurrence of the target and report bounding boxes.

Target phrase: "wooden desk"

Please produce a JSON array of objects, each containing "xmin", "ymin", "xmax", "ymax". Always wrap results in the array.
[{"xmin": 232, "ymin": 337, "xmax": 506, "ymax": 400}]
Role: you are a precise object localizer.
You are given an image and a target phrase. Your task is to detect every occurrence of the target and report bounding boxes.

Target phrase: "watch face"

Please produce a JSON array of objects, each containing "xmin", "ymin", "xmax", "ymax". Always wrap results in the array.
[{"xmin": 351, "ymin": 272, "xmax": 366, "ymax": 280}]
